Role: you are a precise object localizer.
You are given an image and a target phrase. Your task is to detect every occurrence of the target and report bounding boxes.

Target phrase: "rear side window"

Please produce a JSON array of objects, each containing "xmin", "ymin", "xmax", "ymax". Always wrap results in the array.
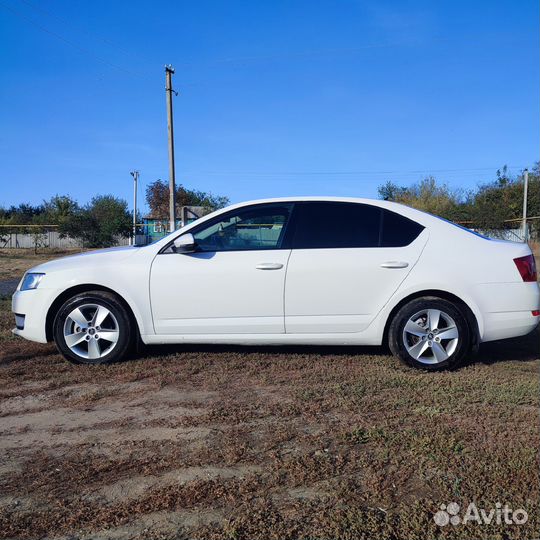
[
  {"xmin": 292, "ymin": 202, "xmax": 424, "ymax": 249},
  {"xmin": 292, "ymin": 202, "xmax": 381, "ymax": 249},
  {"xmin": 381, "ymin": 209, "xmax": 425, "ymax": 247}
]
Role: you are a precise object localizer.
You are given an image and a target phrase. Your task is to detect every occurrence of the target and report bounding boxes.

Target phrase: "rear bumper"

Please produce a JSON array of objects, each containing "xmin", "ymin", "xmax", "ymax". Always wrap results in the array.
[
  {"xmin": 11, "ymin": 288, "xmax": 59, "ymax": 344},
  {"xmin": 482, "ymin": 310, "xmax": 539, "ymax": 342},
  {"xmin": 475, "ymin": 281, "xmax": 540, "ymax": 342}
]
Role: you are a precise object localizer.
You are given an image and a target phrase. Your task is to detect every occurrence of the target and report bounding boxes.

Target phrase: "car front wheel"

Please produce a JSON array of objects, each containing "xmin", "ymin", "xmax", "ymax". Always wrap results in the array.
[
  {"xmin": 53, "ymin": 291, "xmax": 133, "ymax": 365},
  {"xmin": 388, "ymin": 297, "xmax": 470, "ymax": 371}
]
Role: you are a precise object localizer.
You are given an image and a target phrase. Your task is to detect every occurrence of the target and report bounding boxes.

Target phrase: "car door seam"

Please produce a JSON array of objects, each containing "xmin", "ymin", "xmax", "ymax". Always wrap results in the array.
[
  {"xmin": 283, "ymin": 249, "xmax": 294, "ymax": 333},
  {"xmin": 364, "ymin": 229, "xmax": 431, "ymax": 331},
  {"xmin": 148, "ymin": 252, "xmax": 159, "ymax": 335}
]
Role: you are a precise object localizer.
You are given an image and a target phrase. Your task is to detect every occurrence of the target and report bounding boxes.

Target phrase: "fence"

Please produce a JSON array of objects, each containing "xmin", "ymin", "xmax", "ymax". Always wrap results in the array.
[
  {"xmin": 458, "ymin": 217, "xmax": 539, "ymax": 243},
  {"xmin": 473, "ymin": 228, "xmax": 526, "ymax": 242},
  {"xmin": 0, "ymin": 228, "xmax": 147, "ymax": 250}
]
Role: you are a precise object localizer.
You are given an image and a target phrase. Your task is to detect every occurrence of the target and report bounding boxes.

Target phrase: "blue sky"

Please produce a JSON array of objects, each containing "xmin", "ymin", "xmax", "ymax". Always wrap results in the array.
[{"xmin": 0, "ymin": 0, "xmax": 538, "ymax": 214}]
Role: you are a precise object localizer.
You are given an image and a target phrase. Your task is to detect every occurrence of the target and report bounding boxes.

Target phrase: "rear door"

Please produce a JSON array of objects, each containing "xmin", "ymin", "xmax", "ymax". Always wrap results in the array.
[{"xmin": 284, "ymin": 202, "xmax": 428, "ymax": 333}]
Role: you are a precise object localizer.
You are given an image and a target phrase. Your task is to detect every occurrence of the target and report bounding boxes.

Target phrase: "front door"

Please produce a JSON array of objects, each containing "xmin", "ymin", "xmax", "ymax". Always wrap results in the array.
[{"xmin": 150, "ymin": 203, "xmax": 293, "ymax": 334}]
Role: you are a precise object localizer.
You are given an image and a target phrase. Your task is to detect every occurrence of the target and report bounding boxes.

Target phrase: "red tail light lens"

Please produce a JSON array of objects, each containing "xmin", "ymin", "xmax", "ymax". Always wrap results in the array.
[{"xmin": 514, "ymin": 255, "xmax": 537, "ymax": 282}]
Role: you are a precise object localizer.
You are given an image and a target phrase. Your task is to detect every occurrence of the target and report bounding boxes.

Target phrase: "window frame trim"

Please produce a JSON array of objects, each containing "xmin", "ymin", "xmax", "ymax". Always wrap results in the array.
[{"xmin": 159, "ymin": 202, "xmax": 297, "ymax": 254}]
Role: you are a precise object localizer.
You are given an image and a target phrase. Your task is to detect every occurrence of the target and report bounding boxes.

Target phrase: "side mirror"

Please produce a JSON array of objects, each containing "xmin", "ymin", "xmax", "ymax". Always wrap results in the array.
[{"xmin": 173, "ymin": 233, "xmax": 196, "ymax": 253}]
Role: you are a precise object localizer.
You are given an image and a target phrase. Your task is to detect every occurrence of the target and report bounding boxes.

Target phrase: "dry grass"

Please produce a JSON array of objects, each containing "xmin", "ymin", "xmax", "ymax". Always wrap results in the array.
[
  {"xmin": 0, "ymin": 248, "xmax": 539, "ymax": 539},
  {"xmin": 0, "ymin": 303, "xmax": 538, "ymax": 539},
  {"xmin": 0, "ymin": 248, "xmax": 82, "ymax": 281}
]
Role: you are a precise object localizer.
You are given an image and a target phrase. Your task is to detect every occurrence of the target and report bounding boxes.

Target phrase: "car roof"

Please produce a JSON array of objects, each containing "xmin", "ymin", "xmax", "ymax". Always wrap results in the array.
[{"xmin": 223, "ymin": 196, "xmax": 439, "ymax": 225}]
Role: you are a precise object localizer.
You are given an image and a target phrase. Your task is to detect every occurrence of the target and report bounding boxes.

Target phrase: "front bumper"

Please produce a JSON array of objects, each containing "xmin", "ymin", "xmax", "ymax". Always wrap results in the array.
[{"xmin": 11, "ymin": 288, "xmax": 60, "ymax": 344}]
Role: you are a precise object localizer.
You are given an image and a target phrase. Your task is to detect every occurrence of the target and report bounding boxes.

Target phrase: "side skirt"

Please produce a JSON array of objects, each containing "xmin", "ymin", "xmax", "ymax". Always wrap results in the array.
[{"xmin": 141, "ymin": 332, "xmax": 382, "ymax": 346}]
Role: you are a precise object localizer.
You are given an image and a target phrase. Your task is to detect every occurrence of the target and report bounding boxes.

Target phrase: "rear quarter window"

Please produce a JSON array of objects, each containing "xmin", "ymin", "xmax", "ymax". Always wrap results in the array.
[{"xmin": 380, "ymin": 209, "xmax": 425, "ymax": 247}]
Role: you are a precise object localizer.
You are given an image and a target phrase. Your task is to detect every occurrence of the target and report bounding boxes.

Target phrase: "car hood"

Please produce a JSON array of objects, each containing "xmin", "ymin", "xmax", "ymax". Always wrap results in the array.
[{"xmin": 27, "ymin": 246, "xmax": 141, "ymax": 274}]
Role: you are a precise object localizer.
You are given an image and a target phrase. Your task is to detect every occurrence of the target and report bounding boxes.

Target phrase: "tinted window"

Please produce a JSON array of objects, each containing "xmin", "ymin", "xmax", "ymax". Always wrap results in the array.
[
  {"xmin": 292, "ymin": 202, "xmax": 382, "ymax": 249},
  {"xmin": 381, "ymin": 209, "xmax": 424, "ymax": 247},
  {"xmin": 193, "ymin": 204, "xmax": 292, "ymax": 251}
]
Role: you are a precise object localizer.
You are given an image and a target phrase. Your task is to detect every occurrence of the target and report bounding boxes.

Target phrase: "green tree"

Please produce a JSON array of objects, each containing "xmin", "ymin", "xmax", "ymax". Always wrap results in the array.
[
  {"xmin": 30, "ymin": 227, "xmax": 48, "ymax": 254},
  {"xmin": 60, "ymin": 195, "xmax": 132, "ymax": 248},
  {"xmin": 145, "ymin": 180, "xmax": 229, "ymax": 218},
  {"xmin": 1, "ymin": 203, "xmax": 44, "ymax": 225},
  {"xmin": 377, "ymin": 181, "xmax": 407, "ymax": 201},
  {"xmin": 377, "ymin": 176, "xmax": 468, "ymax": 222},
  {"xmin": 39, "ymin": 195, "xmax": 79, "ymax": 226},
  {"xmin": 470, "ymin": 165, "xmax": 539, "ymax": 229},
  {"xmin": 377, "ymin": 165, "xmax": 539, "ymax": 238}
]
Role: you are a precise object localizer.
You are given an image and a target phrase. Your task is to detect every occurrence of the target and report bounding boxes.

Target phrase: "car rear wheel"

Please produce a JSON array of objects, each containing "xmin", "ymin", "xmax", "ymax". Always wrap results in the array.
[
  {"xmin": 53, "ymin": 291, "xmax": 133, "ymax": 365},
  {"xmin": 388, "ymin": 297, "xmax": 470, "ymax": 371}
]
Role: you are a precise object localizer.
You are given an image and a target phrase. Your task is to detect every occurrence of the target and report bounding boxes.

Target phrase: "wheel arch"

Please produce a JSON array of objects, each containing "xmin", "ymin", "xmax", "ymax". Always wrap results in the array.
[
  {"xmin": 45, "ymin": 284, "xmax": 140, "ymax": 342},
  {"xmin": 382, "ymin": 289, "xmax": 480, "ymax": 352}
]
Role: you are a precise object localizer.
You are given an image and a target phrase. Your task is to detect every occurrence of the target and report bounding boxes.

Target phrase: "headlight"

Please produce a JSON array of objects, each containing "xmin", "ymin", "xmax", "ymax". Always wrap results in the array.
[{"xmin": 20, "ymin": 273, "xmax": 45, "ymax": 291}]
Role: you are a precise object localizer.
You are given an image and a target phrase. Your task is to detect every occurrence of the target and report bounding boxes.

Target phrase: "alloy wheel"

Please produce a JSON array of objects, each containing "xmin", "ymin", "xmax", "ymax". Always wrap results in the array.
[
  {"xmin": 62, "ymin": 303, "xmax": 120, "ymax": 360},
  {"xmin": 402, "ymin": 308, "xmax": 459, "ymax": 364}
]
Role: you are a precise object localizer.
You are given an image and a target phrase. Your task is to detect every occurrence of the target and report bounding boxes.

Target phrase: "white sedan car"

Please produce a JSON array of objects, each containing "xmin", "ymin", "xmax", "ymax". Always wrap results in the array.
[{"xmin": 12, "ymin": 197, "xmax": 540, "ymax": 370}]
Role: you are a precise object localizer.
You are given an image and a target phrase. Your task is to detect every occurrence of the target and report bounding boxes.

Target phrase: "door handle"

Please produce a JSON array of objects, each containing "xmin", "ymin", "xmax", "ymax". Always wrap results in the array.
[
  {"xmin": 255, "ymin": 263, "xmax": 284, "ymax": 270},
  {"xmin": 380, "ymin": 261, "xmax": 409, "ymax": 269}
]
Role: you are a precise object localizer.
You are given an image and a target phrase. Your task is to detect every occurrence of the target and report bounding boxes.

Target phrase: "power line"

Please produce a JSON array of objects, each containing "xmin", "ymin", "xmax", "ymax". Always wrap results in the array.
[
  {"xmin": 175, "ymin": 39, "xmax": 445, "ymax": 69},
  {"xmin": 181, "ymin": 166, "xmax": 527, "ymax": 177},
  {"xmin": 3, "ymin": 0, "xmax": 525, "ymax": 94},
  {"xmin": 174, "ymin": 33, "xmax": 519, "ymax": 69},
  {"xmin": 16, "ymin": 0, "xmax": 134, "ymax": 57},
  {"xmin": 0, "ymin": 0, "xmax": 151, "ymax": 80}
]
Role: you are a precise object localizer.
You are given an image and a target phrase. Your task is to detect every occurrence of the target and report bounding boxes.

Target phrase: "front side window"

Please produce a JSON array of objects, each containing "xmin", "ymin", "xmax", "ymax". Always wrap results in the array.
[{"xmin": 193, "ymin": 204, "xmax": 292, "ymax": 252}]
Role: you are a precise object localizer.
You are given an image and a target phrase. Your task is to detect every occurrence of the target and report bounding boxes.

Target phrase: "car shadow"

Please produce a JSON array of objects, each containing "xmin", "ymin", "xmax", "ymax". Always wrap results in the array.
[
  {"xmin": 131, "ymin": 326, "xmax": 539, "ymax": 368},
  {"xmin": 135, "ymin": 342, "xmax": 385, "ymax": 360},
  {"xmin": 471, "ymin": 326, "xmax": 540, "ymax": 366}
]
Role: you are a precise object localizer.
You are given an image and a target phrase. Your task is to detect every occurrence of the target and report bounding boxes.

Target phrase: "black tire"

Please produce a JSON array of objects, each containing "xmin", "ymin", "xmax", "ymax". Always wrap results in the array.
[
  {"xmin": 53, "ymin": 291, "xmax": 133, "ymax": 365},
  {"xmin": 388, "ymin": 297, "xmax": 470, "ymax": 371}
]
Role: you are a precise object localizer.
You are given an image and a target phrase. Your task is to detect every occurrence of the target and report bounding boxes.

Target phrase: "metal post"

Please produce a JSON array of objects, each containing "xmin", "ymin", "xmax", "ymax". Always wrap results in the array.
[
  {"xmin": 182, "ymin": 206, "xmax": 188, "ymax": 227},
  {"xmin": 165, "ymin": 65, "xmax": 177, "ymax": 232},
  {"xmin": 522, "ymin": 169, "xmax": 529, "ymax": 242},
  {"xmin": 130, "ymin": 171, "xmax": 139, "ymax": 245}
]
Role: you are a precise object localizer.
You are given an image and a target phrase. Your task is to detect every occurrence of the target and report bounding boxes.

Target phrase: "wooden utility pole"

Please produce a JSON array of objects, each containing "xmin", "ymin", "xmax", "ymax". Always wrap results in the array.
[
  {"xmin": 165, "ymin": 65, "xmax": 177, "ymax": 232},
  {"xmin": 130, "ymin": 170, "xmax": 139, "ymax": 245},
  {"xmin": 522, "ymin": 169, "xmax": 529, "ymax": 242}
]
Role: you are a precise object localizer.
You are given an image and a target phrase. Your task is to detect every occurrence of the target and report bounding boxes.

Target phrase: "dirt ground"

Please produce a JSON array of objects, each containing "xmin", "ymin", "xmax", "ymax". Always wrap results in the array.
[{"xmin": 0, "ymin": 249, "xmax": 539, "ymax": 539}]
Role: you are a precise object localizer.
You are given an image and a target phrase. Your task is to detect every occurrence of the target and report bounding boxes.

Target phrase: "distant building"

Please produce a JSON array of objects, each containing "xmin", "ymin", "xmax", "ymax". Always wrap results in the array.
[{"xmin": 142, "ymin": 206, "xmax": 212, "ymax": 243}]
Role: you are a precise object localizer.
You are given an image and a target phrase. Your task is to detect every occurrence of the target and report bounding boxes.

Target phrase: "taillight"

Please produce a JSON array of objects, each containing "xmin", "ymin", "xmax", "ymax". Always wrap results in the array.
[{"xmin": 514, "ymin": 254, "xmax": 538, "ymax": 282}]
